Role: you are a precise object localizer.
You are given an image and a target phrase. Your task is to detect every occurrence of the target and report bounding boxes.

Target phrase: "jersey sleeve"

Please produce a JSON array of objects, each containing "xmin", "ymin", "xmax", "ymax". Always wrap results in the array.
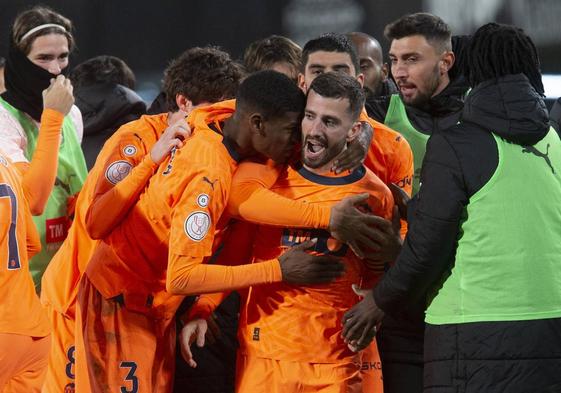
[
  {"xmin": 16, "ymin": 109, "xmax": 65, "ymax": 215},
  {"xmin": 85, "ymin": 130, "xmax": 158, "ymax": 239},
  {"xmin": 227, "ymin": 160, "xmax": 331, "ymax": 228}
]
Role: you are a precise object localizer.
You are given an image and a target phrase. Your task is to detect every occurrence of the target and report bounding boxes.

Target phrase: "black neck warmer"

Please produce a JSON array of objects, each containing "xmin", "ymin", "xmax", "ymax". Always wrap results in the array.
[{"xmin": 1, "ymin": 41, "xmax": 66, "ymax": 122}]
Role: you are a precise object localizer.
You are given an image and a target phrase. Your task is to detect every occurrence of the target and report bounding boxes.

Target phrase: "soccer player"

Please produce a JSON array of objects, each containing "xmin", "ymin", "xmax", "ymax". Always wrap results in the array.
[
  {"xmin": 0, "ymin": 6, "xmax": 87, "ymax": 287},
  {"xmin": 343, "ymin": 23, "xmax": 561, "ymax": 393},
  {"xmin": 0, "ymin": 150, "xmax": 50, "ymax": 392},
  {"xmin": 346, "ymin": 32, "xmax": 397, "ymax": 97},
  {"xmin": 243, "ymin": 35, "xmax": 302, "ymax": 83},
  {"xmin": 74, "ymin": 71, "xmax": 353, "ymax": 393},
  {"xmin": 40, "ymin": 46, "xmax": 243, "ymax": 393},
  {"xmin": 182, "ymin": 72, "xmax": 394, "ymax": 393}
]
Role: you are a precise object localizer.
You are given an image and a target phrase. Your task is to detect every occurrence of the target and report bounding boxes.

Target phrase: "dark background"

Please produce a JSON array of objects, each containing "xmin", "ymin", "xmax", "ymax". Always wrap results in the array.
[{"xmin": 2, "ymin": 0, "xmax": 560, "ymax": 101}]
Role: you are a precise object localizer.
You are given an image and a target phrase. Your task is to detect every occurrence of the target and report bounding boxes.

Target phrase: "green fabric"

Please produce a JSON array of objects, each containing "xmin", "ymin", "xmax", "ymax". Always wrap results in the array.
[
  {"xmin": 384, "ymin": 94, "xmax": 429, "ymax": 195},
  {"xmin": 426, "ymin": 128, "xmax": 561, "ymax": 324},
  {"xmin": 0, "ymin": 97, "xmax": 87, "ymax": 289}
]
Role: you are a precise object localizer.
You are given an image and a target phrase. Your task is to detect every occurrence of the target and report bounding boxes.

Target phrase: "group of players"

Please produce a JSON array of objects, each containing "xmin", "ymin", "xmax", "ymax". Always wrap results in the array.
[{"xmin": 3, "ymin": 4, "xmax": 553, "ymax": 393}]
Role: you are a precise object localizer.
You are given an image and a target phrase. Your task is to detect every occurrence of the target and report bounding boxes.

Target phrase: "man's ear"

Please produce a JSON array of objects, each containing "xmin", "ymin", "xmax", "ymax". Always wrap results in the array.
[
  {"xmin": 176, "ymin": 94, "xmax": 193, "ymax": 114},
  {"xmin": 347, "ymin": 121, "xmax": 363, "ymax": 143},
  {"xmin": 298, "ymin": 73, "xmax": 307, "ymax": 93},
  {"xmin": 355, "ymin": 73, "xmax": 365, "ymax": 88},
  {"xmin": 381, "ymin": 63, "xmax": 389, "ymax": 81},
  {"xmin": 440, "ymin": 51, "xmax": 455, "ymax": 75},
  {"xmin": 248, "ymin": 113, "xmax": 265, "ymax": 136}
]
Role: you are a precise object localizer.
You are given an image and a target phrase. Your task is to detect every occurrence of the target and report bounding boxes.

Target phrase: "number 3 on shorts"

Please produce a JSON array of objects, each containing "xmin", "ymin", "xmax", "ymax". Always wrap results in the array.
[{"xmin": 120, "ymin": 361, "xmax": 138, "ymax": 393}]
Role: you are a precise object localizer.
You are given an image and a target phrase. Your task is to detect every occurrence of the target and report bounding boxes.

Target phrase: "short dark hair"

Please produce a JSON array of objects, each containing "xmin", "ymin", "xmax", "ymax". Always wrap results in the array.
[
  {"xmin": 163, "ymin": 46, "xmax": 244, "ymax": 111},
  {"xmin": 308, "ymin": 72, "xmax": 365, "ymax": 121},
  {"xmin": 384, "ymin": 12, "xmax": 451, "ymax": 52},
  {"xmin": 12, "ymin": 6, "xmax": 75, "ymax": 54},
  {"xmin": 243, "ymin": 35, "xmax": 302, "ymax": 74},
  {"xmin": 302, "ymin": 33, "xmax": 360, "ymax": 74},
  {"xmin": 465, "ymin": 23, "xmax": 544, "ymax": 95},
  {"xmin": 236, "ymin": 70, "xmax": 305, "ymax": 120},
  {"xmin": 69, "ymin": 55, "xmax": 136, "ymax": 89}
]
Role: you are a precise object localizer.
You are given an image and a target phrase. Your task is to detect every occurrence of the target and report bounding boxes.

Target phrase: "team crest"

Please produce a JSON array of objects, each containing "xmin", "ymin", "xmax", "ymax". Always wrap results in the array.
[
  {"xmin": 123, "ymin": 145, "xmax": 137, "ymax": 156},
  {"xmin": 105, "ymin": 160, "xmax": 132, "ymax": 185},
  {"xmin": 184, "ymin": 211, "xmax": 211, "ymax": 241},
  {"xmin": 197, "ymin": 193, "xmax": 210, "ymax": 208}
]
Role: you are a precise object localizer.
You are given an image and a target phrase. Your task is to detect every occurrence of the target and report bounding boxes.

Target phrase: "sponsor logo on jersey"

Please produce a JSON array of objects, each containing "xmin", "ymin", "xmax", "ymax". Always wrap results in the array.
[
  {"xmin": 105, "ymin": 160, "xmax": 133, "ymax": 185},
  {"xmin": 197, "ymin": 193, "xmax": 210, "ymax": 208},
  {"xmin": 184, "ymin": 211, "xmax": 211, "ymax": 241},
  {"xmin": 252, "ymin": 327, "xmax": 260, "ymax": 341},
  {"xmin": 123, "ymin": 145, "xmax": 137, "ymax": 156},
  {"xmin": 281, "ymin": 228, "xmax": 347, "ymax": 256}
]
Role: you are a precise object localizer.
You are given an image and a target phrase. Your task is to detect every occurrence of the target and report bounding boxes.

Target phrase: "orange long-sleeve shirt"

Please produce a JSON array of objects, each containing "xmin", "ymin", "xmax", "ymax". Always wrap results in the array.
[
  {"xmin": 40, "ymin": 114, "xmax": 167, "ymax": 318},
  {"xmin": 0, "ymin": 150, "xmax": 49, "ymax": 337}
]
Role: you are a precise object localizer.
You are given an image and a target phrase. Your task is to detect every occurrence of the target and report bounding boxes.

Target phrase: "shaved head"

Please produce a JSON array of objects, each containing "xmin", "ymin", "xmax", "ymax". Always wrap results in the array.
[{"xmin": 346, "ymin": 32, "xmax": 388, "ymax": 95}]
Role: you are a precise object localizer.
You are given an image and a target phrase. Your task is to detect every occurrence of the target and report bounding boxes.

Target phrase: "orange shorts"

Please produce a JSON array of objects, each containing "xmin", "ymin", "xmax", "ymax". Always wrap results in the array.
[
  {"xmin": 359, "ymin": 340, "xmax": 384, "ymax": 393},
  {"xmin": 236, "ymin": 354, "xmax": 362, "ymax": 393},
  {"xmin": 0, "ymin": 333, "xmax": 50, "ymax": 393},
  {"xmin": 42, "ymin": 305, "xmax": 76, "ymax": 393},
  {"xmin": 74, "ymin": 276, "xmax": 176, "ymax": 393}
]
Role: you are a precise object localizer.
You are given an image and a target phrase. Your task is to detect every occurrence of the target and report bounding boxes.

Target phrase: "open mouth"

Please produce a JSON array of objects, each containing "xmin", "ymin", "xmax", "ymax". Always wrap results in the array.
[
  {"xmin": 399, "ymin": 84, "xmax": 417, "ymax": 98},
  {"xmin": 305, "ymin": 138, "xmax": 327, "ymax": 160}
]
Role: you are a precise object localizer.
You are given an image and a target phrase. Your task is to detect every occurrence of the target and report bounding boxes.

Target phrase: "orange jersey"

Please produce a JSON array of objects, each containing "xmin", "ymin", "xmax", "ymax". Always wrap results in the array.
[
  {"xmin": 360, "ymin": 110, "xmax": 413, "ymax": 196},
  {"xmin": 239, "ymin": 163, "xmax": 393, "ymax": 363},
  {"xmin": 0, "ymin": 151, "xmax": 49, "ymax": 337},
  {"xmin": 40, "ymin": 114, "xmax": 167, "ymax": 318},
  {"xmin": 84, "ymin": 100, "xmax": 255, "ymax": 316}
]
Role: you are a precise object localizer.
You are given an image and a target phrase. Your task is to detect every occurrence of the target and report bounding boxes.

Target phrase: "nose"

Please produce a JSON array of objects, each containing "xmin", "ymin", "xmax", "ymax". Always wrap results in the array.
[
  {"xmin": 309, "ymin": 119, "xmax": 325, "ymax": 136},
  {"xmin": 392, "ymin": 61, "xmax": 407, "ymax": 79},
  {"xmin": 48, "ymin": 61, "xmax": 62, "ymax": 75}
]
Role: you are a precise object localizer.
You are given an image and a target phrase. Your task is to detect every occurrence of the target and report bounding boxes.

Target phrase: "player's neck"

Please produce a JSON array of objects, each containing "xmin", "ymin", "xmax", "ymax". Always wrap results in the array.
[
  {"xmin": 221, "ymin": 116, "xmax": 258, "ymax": 160},
  {"xmin": 303, "ymin": 148, "xmax": 350, "ymax": 176}
]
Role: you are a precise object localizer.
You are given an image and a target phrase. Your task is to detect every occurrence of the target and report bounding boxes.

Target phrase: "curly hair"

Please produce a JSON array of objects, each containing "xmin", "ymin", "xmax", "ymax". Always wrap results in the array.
[
  {"xmin": 12, "ymin": 6, "xmax": 75, "ymax": 54},
  {"xmin": 163, "ymin": 46, "xmax": 244, "ymax": 111},
  {"xmin": 465, "ymin": 23, "xmax": 544, "ymax": 95}
]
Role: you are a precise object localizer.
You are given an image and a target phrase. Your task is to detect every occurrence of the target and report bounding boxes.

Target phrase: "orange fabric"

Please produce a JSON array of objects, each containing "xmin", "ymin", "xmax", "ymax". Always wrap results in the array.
[
  {"xmin": 359, "ymin": 340, "xmax": 384, "ymax": 393},
  {"xmin": 239, "ymin": 164, "xmax": 393, "ymax": 364},
  {"xmin": 74, "ymin": 276, "xmax": 175, "ymax": 393},
  {"xmin": 236, "ymin": 354, "xmax": 362, "ymax": 393},
  {"xmin": 360, "ymin": 110, "xmax": 412, "ymax": 237},
  {"xmin": 227, "ymin": 160, "xmax": 332, "ymax": 228},
  {"xmin": 0, "ymin": 333, "xmax": 50, "ymax": 393},
  {"xmin": 41, "ymin": 305, "xmax": 75, "ymax": 393},
  {"xmin": 0, "ymin": 152, "xmax": 49, "ymax": 338},
  {"xmin": 13, "ymin": 109, "xmax": 64, "ymax": 215},
  {"xmin": 39, "ymin": 114, "xmax": 167, "ymax": 393}
]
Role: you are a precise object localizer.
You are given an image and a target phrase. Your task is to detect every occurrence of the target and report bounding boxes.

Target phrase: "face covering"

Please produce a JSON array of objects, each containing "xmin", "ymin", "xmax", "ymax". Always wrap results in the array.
[{"xmin": 1, "ymin": 39, "xmax": 67, "ymax": 122}]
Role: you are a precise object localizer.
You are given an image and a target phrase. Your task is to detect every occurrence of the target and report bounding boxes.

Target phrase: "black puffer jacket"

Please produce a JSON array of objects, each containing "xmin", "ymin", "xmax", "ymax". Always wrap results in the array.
[
  {"xmin": 76, "ymin": 83, "xmax": 146, "ymax": 169},
  {"xmin": 374, "ymin": 74, "xmax": 560, "ymax": 393}
]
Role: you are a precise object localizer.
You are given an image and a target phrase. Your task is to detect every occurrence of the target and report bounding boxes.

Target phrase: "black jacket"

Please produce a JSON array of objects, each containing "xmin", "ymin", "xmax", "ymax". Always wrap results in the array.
[
  {"xmin": 550, "ymin": 97, "xmax": 561, "ymax": 137},
  {"xmin": 76, "ymin": 83, "xmax": 146, "ymax": 169},
  {"xmin": 373, "ymin": 73, "xmax": 550, "ymax": 313}
]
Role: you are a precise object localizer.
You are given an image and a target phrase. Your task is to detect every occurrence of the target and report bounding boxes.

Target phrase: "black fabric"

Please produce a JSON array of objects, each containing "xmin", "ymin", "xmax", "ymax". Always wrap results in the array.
[
  {"xmin": 173, "ymin": 293, "xmax": 239, "ymax": 393},
  {"xmin": 424, "ymin": 318, "xmax": 561, "ymax": 393},
  {"xmin": 1, "ymin": 41, "xmax": 64, "ymax": 121},
  {"xmin": 548, "ymin": 97, "xmax": 561, "ymax": 137},
  {"xmin": 376, "ymin": 302, "xmax": 425, "ymax": 393},
  {"xmin": 373, "ymin": 74, "xmax": 550, "ymax": 313},
  {"xmin": 75, "ymin": 83, "xmax": 146, "ymax": 169},
  {"xmin": 147, "ymin": 91, "xmax": 168, "ymax": 115}
]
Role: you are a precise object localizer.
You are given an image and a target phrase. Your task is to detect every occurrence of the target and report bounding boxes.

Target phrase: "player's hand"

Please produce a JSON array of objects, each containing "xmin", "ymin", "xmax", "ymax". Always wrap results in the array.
[
  {"xmin": 150, "ymin": 118, "xmax": 191, "ymax": 164},
  {"xmin": 42, "ymin": 75, "xmax": 74, "ymax": 115},
  {"xmin": 346, "ymin": 284, "xmax": 378, "ymax": 352},
  {"xmin": 389, "ymin": 183, "xmax": 410, "ymax": 222},
  {"xmin": 342, "ymin": 285, "xmax": 384, "ymax": 349},
  {"xmin": 332, "ymin": 121, "xmax": 372, "ymax": 174},
  {"xmin": 361, "ymin": 206, "xmax": 403, "ymax": 267},
  {"xmin": 329, "ymin": 193, "xmax": 392, "ymax": 259},
  {"xmin": 279, "ymin": 239, "xmax": 345, "ymax": 285},
  {"xmin": 179, "ymin": 318, "xmax": 207, "ymax": 368}
]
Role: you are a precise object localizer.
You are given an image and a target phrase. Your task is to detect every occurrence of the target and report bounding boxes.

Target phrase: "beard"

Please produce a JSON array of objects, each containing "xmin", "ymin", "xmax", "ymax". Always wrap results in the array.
[
  {"xmin": 400, "ymin": 64, "xmax": 441, "ymax": 109},
  {"xmin": 302, "ymin": 136, "xmax": 347, "ymax": 170}
]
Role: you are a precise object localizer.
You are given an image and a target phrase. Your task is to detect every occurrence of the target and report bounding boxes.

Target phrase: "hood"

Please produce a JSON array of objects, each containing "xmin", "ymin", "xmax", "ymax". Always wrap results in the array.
[
  {"xmin": 75, "ymin": 83, "xmax": 146, "ymax": 136},
  {"xmin": 462, "ymin": 74, "xmax": 550, "ymax": 145}
]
